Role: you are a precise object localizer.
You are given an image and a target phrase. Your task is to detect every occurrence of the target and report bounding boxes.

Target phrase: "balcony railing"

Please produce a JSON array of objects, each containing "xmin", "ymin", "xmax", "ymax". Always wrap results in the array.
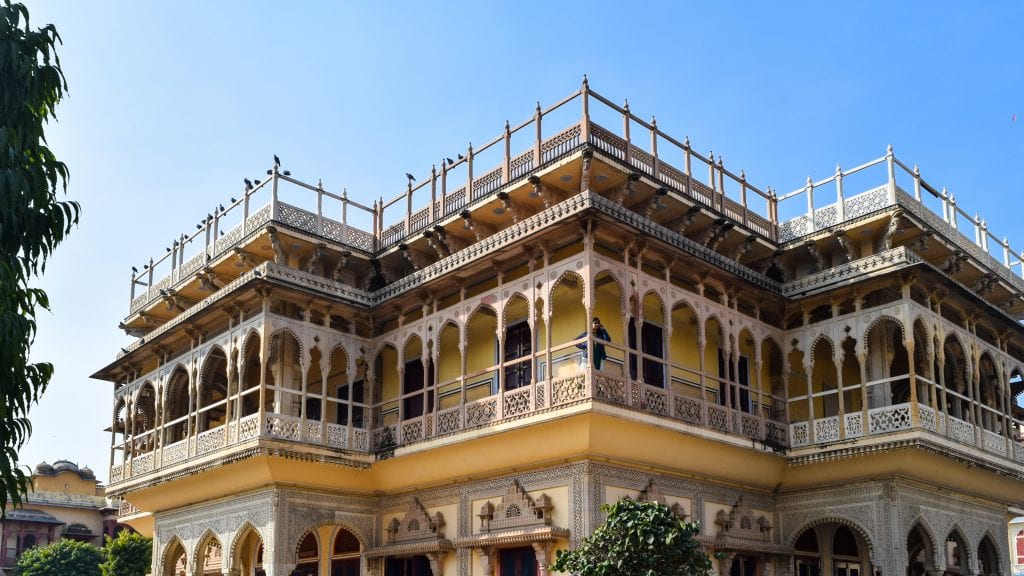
[
  {"xmin": 110, "ymin": 413, "xmax": 371, "ymax": 484},
  {"xmin": 789, "ymin": 401, "xmax": 1024, "ymax": 466}
]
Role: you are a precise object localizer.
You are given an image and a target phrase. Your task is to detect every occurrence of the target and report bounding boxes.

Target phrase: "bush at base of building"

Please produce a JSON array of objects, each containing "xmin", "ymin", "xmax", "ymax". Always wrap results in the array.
[
  {"xmin": 15, "ymin": 539, "xmax": 103, "ymax": 576},
  {"xmin": 100, "ymin": 531, "xmax": 152, "ymax": 576},
  {"xmin": 551, "ymin": 499, "xmax": 711, "ymax": 576}
]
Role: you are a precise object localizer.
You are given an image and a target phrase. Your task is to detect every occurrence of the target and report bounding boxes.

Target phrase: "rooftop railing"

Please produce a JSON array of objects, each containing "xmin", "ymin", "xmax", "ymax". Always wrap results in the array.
[{"xmin": 127, "ymin": 79, "xmax": 1024, "ymax": 315}]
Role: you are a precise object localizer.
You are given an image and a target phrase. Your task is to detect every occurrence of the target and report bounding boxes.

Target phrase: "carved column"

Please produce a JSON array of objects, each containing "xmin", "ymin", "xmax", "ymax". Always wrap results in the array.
[
  {"xmin": 532, "ymin": 542, "xmax": 553, "ymax": 576},
  {"xmin": 906, "ymin": 337, "xmax": 920, "ymax": 427}
]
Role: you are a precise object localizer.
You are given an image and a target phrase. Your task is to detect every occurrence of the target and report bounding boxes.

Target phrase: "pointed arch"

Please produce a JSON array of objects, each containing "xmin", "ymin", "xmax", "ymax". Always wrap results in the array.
[
  {"xmin": 943, "ymin": 525, "xmax": 971, "ymax": 572},
  {"xmin": 191, "ymin": 528, "xmax": 223, "ymax": 575},
  {"xmin": 269, "ymin": 326, "xmax": 305, "ymax": 361},
  {"xmin": 548, "ymin": 270, "xmax": 586, "ymax": 316},
  {"xmin": 502, "ymin": 293, "xmax": 531, "ymax": 327},
  {"xmin": 640, "ymin": 289, "xmax": 668, "ymax": 327},
  {"xmin": 977, "ymin": 530, "xmax": 1002, "ymax": 576},
  {"xmin": 160, "ymin": 535, "xmax": 187, "ymax": 576},
  {"xmin": 228, "ymin": 522, "xmax": 264, "ymax": 576},
  {"xmin": 594, "ymin": 269, "xmax": 627, "ymax": 317},
  {"xmin": 787, "ymin": 516, "xmax": 875, "ymax": 561}
]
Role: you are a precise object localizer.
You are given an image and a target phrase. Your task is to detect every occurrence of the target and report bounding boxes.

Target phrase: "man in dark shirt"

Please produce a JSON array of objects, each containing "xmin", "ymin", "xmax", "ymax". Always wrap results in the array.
[{"xmin": 577, "ymin": 317, "xmax": 612, "ymax": 369}]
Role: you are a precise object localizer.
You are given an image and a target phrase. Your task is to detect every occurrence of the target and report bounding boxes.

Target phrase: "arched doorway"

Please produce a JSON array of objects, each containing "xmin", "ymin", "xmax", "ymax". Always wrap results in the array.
[
  {"xmin": 162, "ymin": 538, "xmax": 187, "ymax": 576},
  {"xmin": 292, "ymin": 531, "xmax": 318, "ymax": 576},
  {"xmin": 232, "ymin": 525, "xmax": 265, "ymax": 576},
  {"xmin": 977, "ymin": 534, "xmax": 1000, "ymax": 576},
  {"xmin": 331, "ymin": 527, "xmax": 360, "ymax": 576},
  {"xmin": 793, "ymin": 522, "xmax": 871, "ymax": 576},
  {"xmin": 906, "ymin": 522, "xmax": 933, "ymax": 576}
]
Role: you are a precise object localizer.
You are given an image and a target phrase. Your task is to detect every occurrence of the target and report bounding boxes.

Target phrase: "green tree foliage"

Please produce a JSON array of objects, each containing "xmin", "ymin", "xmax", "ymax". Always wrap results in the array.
[
  {"xmin": 0, "ymin": 0, "xmax": 78, "ymax": 513},
  {"xmin": 101, "ymin": 531, "xmax": 153, "ymax": 576},
  {"xmin": 551, "ymin": 499, "xmax": 712, "ymax": 576},
  {"xmin": 16, "ymin": 539, "xmax": 102, "ymax": 576}
]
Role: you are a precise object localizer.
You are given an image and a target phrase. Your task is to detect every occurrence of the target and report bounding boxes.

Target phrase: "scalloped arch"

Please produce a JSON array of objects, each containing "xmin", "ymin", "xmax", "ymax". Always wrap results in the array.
[
  {"xmin": 810, "ymin": 334, "xmax": 836, "ymax": 360},
  {"xmin": 189, "ymin": 528, "xmax": 222, "ymax": 574},
  {"xmin": 547, "ymin": 270, "xmax": 585, "ymax": 316},
  {"xmin": 269, "ymin": 326, "xmax": 305, "ymax": 361},
  {"xmin": 401, "ymin": 332, "xmax": 424, "ymax": 361},
  {"xmin": 227, "ymin": 521, "xmax": 264, "ymax": 571},
  {"xmin": 977, "ymin": 529, "xmax": 1003, "ymax": 573},
  {"xmin": 160, "ymin": 535, "xmax": 187, "ymax": 575},
  {"xmin": 594, "ymin": 270, "xmax": 627, "ymax": 316},
  {"xmin": 861, "ymin": 314, "xmax": 905, "ymax": 351},
  {"xmin": 944, "ymin": 524, "xmax": 973, "ymax": 569},
  {"xmin": 502, "ymin": 292, "xmax": 531, "ymax": 326},
  {"xmin": 465, "ymin": 302, "xmax": 498, "ymax": 328},
  {"xmin": 905, "ymin": 516, "xmax": 939, "ymax": 565},
  {"xmin": 788, "ymin": 516, "xmax": 875, "ymax": 560},
  {"xmin": 239, "ymin": 329, "xmax": 261, "ymax": 366},
  {"xmin": 640, "ymin": 289, "xmax": 668, "ymax": 326},
  {"xmin": 291, "ymin": 526, "xmax": 322, "ymax": 565},
  {"xmin": 435, "ymin": 320, "xmax": 462, "ymax": 357}
]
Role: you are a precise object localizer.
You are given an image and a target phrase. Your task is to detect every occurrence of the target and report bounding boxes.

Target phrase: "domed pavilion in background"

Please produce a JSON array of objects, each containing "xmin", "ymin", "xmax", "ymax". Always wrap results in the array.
[
  {"xmin": 94, "ymin": 80, "xmax": 1024, "ymax": 576},
  {"xmin": 1, "ymin": 460, "xmax": 127, "ymax": 572}
]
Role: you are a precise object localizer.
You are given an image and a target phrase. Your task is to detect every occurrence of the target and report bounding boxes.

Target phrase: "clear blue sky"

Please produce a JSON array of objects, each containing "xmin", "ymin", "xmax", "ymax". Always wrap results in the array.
[{"xmin": 20, "ymin": 1, "xmax": 1024, "ymax": 482}]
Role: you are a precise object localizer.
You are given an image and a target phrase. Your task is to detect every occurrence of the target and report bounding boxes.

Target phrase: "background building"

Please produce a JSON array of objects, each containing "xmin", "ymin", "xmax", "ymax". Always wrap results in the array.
[
  {"xmin": 94, "ymin": 81, "xmax": 1024, "ymax": 576},
  {"xmin": 1, "ymin": 460, "xmax": 121, "ymax": 572}
]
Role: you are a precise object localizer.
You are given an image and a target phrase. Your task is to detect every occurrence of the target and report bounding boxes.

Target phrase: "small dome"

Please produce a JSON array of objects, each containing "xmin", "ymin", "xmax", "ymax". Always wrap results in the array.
[
  {"xmin": 34, "ymin": 461, "xmax": 54, "ymax": 475},
  {"xmin": 52, "ymin": 460, "xmax": 79, "ymax": 474},
  {"xmin": 78, "ymin": 466, "xmax": 95, "ymax": 480}
]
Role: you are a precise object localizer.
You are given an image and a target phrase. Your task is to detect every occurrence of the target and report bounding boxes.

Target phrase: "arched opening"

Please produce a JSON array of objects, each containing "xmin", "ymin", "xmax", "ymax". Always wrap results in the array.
[
  {"xmin": 113, "ymin": 398, "xmax": 127, "ymax": 464},
  {"xmin": 133, "ymin": 383, "xmax": 158, "ymax": 457},
  {"xmin": 163, "ymin": 539, "xmax": 187, "ymax": 576},
  {"xmin": 331, "ymin": 528, "xmax": 360, "ymax": 576},
  {"xmin": 943, "ymin": 529, "xmax": 967, "ymax": 575},
  {"xmin": 977, "ymin": 353, "xmax": 1001, "ymax": 433},
  {"xmin": 832, "ymin": 526, "xmax": 862, "ymax": 576},
  {"xmin": 906, "ymin": 523, "xmax": 934, "ymax": 576},
  {"xmin": 232, "ymin": 526, "xmax": 264, "ymax": 576},
  {"xmin": 977, "ymin": 534, "xmax": 1000, "ymax": 576},
  {"xmin": 464, "ymin": 307, "xmax": 498, "ymax": 399},
  {"xmin": 810, "ymin": 338, "xmax": 839, "ymax": 422},
  {"xmin": 268, "ymin": 330, "xmax": 303, "ymax": 417},
  {"xmin": 436, "ymin": 323, "xmax": 462, "ymax": 412},
  {"xmin": 863, "ymin": 318, "xmax": 907, "ymax": 409},
  {"xmin": 199, "ymin": 348, "xmax": 229, "ymax": 432},
  {"xmin": 793, "ymin": 526, "xmax": 820, "ymax": 576},
  {"xmin": 239, "ymin": 333, "xmax": 262, "ymax": 418},
  {"xmin": 400, "ymin": 335, "xmax": 433, "ymax": 423},
  {"xmin": 375, "ymin": 344, "xmax": 401, "ymax": 427},
  {"xmin": 548, "ymin": 272, "xmax": 585, "ymax": 375},
  {"xmin": 306, "ymin": 346, "xmax": 324, "ymax": 424},
  {"xmin": 163, "ymin": 367, "xmax": 191, "ymax": 445},
  {"xmin": 327, "ymin": 346, "xmax": 365, "ymax": 440},
  {"xmin": 761, "ymin": 338, "xmax": 786, "ymax": 439},
  {"xmin": 734, "ymin": 329, "xmax": 756, "ymax": 415},
  {"xmin": 942, "ymin": 336, "xmax": 970, "ymax": 423},
  {"xmin": 787, "ymin": 347, "xmax": 809, "ymax": 424},
  {"xmin": 1011, "ymin": 369, "xmax": 1024, "ymax": 441},
  {"xmin": 503, "ymin": 295, "xmax": 532, "ymax": 391},
  {"xmin": 794, "ymin": 523, "xmax": 871, "ymax": 576},
  {"xmin": 840, "ymin": 337, "xmax": 863, "ymax": 437},
  {"xmin": 669, "ymin": 302, "xmax": 701, "ymax": 401},
  {"xmin": 912, "ymin": 320, "xmax": 932, "ymax": 408},
  {"xmin": 630, "ymin": 292, "xmax": 665, "ymax": 388},
  {"xmin": 198, "ymin": 535, "xmax": 223, "ymax": 576},
  {"xmin": 293, "ymin": 531, "xmax": 319, "ymax": 576},
  {"xmin": 593, "ymin": 271, "xmax": 625, "ymax": 374}
]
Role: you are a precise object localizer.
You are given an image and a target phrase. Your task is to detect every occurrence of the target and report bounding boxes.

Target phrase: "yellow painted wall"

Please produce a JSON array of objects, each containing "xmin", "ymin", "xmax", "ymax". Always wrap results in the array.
[
  {"xmin": 470, "ymin": 486, "xmax": 569, "ymax": 576},
  {"xmin": 379, "ymin": 346, "xmax": 399, "ymax": 401},
  {"xmin": 437, "ymin": 325, "xmax": 461, "ymax": 384},
  {"xmin": 465, "ymin": 310, "xmax": 497, "ymax": 374},
  {"xmin": 33, "ymin": 471, "xmax": 98, "ymax": 495}
]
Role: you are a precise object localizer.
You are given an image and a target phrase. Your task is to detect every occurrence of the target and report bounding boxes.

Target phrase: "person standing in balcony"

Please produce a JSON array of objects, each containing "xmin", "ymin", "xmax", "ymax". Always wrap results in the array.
[{"xmin": 577, "ymin": 317, "xmax": 611, "ymax": 370}]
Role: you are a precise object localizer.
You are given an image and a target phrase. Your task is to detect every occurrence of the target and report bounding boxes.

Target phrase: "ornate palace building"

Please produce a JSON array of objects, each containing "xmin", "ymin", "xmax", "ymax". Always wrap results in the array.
[{"xmin": 94, "ymin": 80, "xmax": 1024, "ymax": 576}]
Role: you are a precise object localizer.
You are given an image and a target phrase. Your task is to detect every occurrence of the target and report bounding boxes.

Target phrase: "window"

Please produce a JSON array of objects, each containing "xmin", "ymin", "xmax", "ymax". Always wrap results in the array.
[
  {"xmin": 336, "ymin": 381, "xmax": 365, "ymax": 428},
  {"xmin": 628, "ymin": 319, "xmax": 664, "ymax": 387},
  {"xmin": 504, "ymin": 322, "xmax": 532, "ymax": 391},
  {"xmin": 1017, "ymin": 528, "xmax": 1024, "ymax": 564},
  {"xmin": 717, "ymin": 350, "xmax": 750, "ymax": 410},
  {"xmin": 500, "ymin": 547, "xmax": 537, "ymax": 576},
  {"xmin": 402, "ymin": 359, "xmax": 434, "ymax": 419}
]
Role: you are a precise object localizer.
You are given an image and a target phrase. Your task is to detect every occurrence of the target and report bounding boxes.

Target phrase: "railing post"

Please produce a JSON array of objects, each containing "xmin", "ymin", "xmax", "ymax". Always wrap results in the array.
[
  {"xmin": 769, "ymin": 188, "xmax": 779, "ymax": 241},
  {"xmin": 430, "ymin": 166, "xmax": 437, "ymax": 221},
  {"xmin": 316, "ymin": 180, "xmax": 324, "ymax": 235},
  {"xmin": 940, "ymin": 187, "xmax": 949, "ymax": 224},
  {"xmin": 740, "ymin": 170, "xmax": 749, "ymax": 225},
  {"xmin": 949, "ymin": 194, "xmax": 958, "ymax": 230},
  {"xmin": 580, "ymin": 75, "xmax": 591, "ymax": 144},
  {"xmin": 623, "ymin": 100, "xmax": 631, "ymax": 165},
  {"xmin": 405, "ymin": 182, "xmax": 413, "ymax": 234},
  {"xmin": 533, "ymin": 102, "xmax": 542, "ymax": 168},
  {"xmin": 372, "ymin": 200, "xmax": 380, "ymax": 251},
  {"xmin": 805, "ymin": 176, "xmax": 816, "ymax": 233},
  {"xmin": 271, "ymin": 167, "xmax": 280, "ymax": 219},
  {"xmin": 467, "ymin": 143, "xmax": 474, "ymax": 201},
  {"xmin": 981, "ymin": 219, "xmax": 989, "ymax": 252},
  {"xmin": 1003, "ymin": 237, "xmax": 1011, "ymax": 267},
  {"xmin": 885, "ymin": 144, "xmax": 897, "ymax": 204},
  {"xmin": 913, "ymin": 164, "xmax": 922, "ymax": 202},
  {"xmin": 130, "ymin": 271, "xmax": 137, "ymax": 301},
  {"xmin": 502, "ymin": 122, "xmax": 511, "ymax": 183},
  {"xmin": 441, "ymin": 162, "xmax": 448, "ymax": 214},
  {"xmin": 835, "ymin": 164, "xmax": 845, "ymax": 223},
  {"xmin": 717, "ymin": 156, "xmax": 725, "ymax": 207},
  {"xmin": 708, "ymin": 151, "xmax": 715, "ymax": 193},
  {"xmin": 650, "ymin": 116, "xmax": 659, "ymax": 178},
  {"xmin": 683, "ymin": 136, "xmax": 692, "ymax": 196},
  {"xmin": 341, "ymin": 189, "xmax": 349, "ymax": 243},
  {"xmin": 242, "ymin": 187, "xmax": 251, "ymax": 234},
  {"xmin": 147, "ymin": 258, "xmax": 154, "ymax": 298},
  {"xmin": 974, "ymin": 214, "xmax": 982, "ymax": 245}
]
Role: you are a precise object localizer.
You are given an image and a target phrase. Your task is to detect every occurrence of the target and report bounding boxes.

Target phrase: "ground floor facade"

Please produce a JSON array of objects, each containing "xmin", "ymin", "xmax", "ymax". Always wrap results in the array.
[{"xmin": 149, "ymin": 461, "xmax": 1008, "ymax": 576}]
